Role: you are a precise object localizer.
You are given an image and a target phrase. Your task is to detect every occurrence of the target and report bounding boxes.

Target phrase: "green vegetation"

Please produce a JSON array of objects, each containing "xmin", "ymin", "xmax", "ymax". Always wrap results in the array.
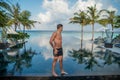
[
  {"xmin": 0, "ymin": 1, "xmax": 11, "ymax": 27},
  {"xmin": 114, "ymin": 15, "xmax": 120, "ymax": 28},
  {"xmin": 70, "ymin": 4, "xmax": 120, "ymax": 43},
  {"xmin": 87, "ymin": 5, "xmax": 100, "ymax": 41},
  {"xmin": 99, "ymin": 10, "xmax": 120, "ymax": 39},
  {"xmin": 19, "ymin": 10, "xmax": 36, "ymax": 33},
  {"xmin": 69, "ymin": 48, "xmax": 101, "ymax": 70},
  {"xmin": 69, "ymin": 48, "xmax": 120, "ymax": 70},
  {"xmin": 7, "ymin": 32, "xmax": 30, "ymax": 40},
  {"xmin": 70, "ymin": 10, "xmax": 90, "ymax": 49},
  {"xmin": 112, "ymin": 34, "xmax": 120, "ymax": 44},
  {"xmin": 0, "ymin": 0, "xmax": 37, "ymax": 43},
  {"xmin": 7, "ymin": 3, "xmax": 21, "ymax": 31},
  {"xmin": 0, "ymin": 46, "xmax": 36, "ymax": 74},
  {"xmin": 0, "ymin": 1, "xmax": 11, "ymax": 42}
]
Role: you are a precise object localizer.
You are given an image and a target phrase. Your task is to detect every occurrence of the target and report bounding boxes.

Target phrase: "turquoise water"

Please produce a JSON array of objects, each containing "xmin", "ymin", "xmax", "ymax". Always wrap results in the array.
[{"xmin": 0, "ymin": 31, "xmax": 120, "ymax": 76}]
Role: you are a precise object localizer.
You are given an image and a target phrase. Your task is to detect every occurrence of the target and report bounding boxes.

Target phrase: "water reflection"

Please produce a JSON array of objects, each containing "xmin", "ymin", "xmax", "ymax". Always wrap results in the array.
[
  {"xmin": 103, "ymin": 50, "xmax": 120, "ymax": 67},
  {"xmin": 29, "ymin": 36, "xmax": 81, "ymax": 60},
  {"xmin": 0, "ymin": 50, "xmax": 8, "ymax": 76},
  {"xmin": 69, "ymin": 42, "xmax": 120, "ymax": 70},
  {"xmin": 0, "ymin": 43, "xmax": 39, "ymax": 76},
  {"xmin": 0, "ymin": 32, "xmax": 120, "ymax": 76},
  {"xmin": 29, "ymin": 34, "xmax": 120, "ymax": 72},
  {"xmin": 69, "ymin": 49, "xmax": 101, "ymax": 70}
]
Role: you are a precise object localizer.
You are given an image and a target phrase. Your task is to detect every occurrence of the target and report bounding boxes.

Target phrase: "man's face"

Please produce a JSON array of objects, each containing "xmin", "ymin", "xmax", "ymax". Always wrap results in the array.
[{"xmin": 60, "ymin": 27, "xmax": 63, "ymax": 32}]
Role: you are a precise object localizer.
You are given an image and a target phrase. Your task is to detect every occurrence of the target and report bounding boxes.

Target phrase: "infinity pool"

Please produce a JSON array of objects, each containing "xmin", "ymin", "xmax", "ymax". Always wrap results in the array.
[{"xmin": 0, "ymin": 31, "xmax": 120, "ymax": 76}]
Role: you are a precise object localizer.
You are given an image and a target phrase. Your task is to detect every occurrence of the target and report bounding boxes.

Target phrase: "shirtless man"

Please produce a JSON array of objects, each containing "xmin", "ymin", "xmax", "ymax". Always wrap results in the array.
[{"xmin": 49, "ymin": 24, "xmax": 67, "ymax": 77}]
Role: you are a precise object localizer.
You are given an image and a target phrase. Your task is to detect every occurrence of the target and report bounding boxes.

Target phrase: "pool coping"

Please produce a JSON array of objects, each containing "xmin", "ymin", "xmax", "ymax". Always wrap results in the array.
[{"xmin": 0, "ymin": 75, "xmax": 120, "ymax": 80}]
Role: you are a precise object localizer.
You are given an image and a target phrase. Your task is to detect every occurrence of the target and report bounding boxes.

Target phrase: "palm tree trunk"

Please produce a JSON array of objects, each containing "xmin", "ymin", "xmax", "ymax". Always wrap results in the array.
[
  {"xmin": 91, "ymin": 42, "xmax": 94, "ymax": 53},
  {"xmin": 15, "ymin": 24, "xmax": 17, "ymax": 31},
  {"xmin": 102, "ymin": 31, "xmax": 104, "ymax": 38},
  {"xmin": 22, "ymin": 26, "xmax": 25, "ymax": 42},
  {"xmin": 111, "ymin": 24, "xmax": 114, "ymax": 40},
  {"xmin": 23, "ymin": 43, "xmax": 26, "ymax": 53},
  {"xmin": 81, "ymin": 25, "xmax": 83, "ymax": 49},
  {"xmin": 90, "ymin": 24, "xmax": 94, "ymax": 53},
  {"xmin": 92, "ymin": 24, "xmax": 94, "ymax": 41},
  {"xmin": 23, "ymin": 26, "xmax": 25, "ymax": 33},
  {"xmin": 1, "ymin": 28, "xmax": 7, "ymax": 43}
]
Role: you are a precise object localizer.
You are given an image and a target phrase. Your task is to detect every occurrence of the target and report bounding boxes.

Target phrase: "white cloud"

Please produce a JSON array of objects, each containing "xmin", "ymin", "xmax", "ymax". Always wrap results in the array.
[
  {"xmin": 43, "ymin": 0, "xmax": 70, "ymax": 14},
  {"xmin": 38, "ymin": 0, "xmax": 70, "ymax": 24},
  {"xmin": 107, "ymin": 6, "xmax": 118, "ymax": 12},
  {"xmin": 71, "ymin": 0, "xmax": 103, "ymax": 16},
  {"xmin": 32, "ymin": 0, "xmax": 118, "ymax": 31},
  {"xmin": 38, "ymin": 11, "xmax": 51, "ymax": 23}
]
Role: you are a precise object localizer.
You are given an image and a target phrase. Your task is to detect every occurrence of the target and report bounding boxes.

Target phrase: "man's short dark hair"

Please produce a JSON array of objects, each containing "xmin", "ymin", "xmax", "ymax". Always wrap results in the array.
[{"xmin": 57, "ymin": 24, "xmax": 63, "ymax": 29}]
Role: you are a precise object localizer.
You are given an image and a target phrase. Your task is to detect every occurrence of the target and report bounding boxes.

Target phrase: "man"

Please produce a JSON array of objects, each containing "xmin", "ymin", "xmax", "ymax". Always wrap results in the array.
[{"xmin": 49, "ymin": 24, "xmax": 67, "ymax": 77}]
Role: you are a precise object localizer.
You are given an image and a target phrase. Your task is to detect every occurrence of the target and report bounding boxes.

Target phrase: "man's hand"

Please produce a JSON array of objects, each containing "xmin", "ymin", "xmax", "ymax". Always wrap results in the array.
[{"xmin": 54, "ymin": 48, "xmax": 58, "ymax": 54}]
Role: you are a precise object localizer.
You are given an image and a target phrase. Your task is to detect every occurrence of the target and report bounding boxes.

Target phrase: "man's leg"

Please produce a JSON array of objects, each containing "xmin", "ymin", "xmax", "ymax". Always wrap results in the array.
[
  {"xmin": 59, "ymin": 56, "xmax": 68, "ymax": 75},
  {"xmin": 52, "ymin": 56, "xmax": 58, "ymax": 76},
  {"xmin": 59, "ymin": 56, "xmax": 64, "ymax": 73}
]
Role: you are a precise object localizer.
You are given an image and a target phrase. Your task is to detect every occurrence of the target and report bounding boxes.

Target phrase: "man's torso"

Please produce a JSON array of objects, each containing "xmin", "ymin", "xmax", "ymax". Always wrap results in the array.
[{"xmin": 54, "ymin": 32, "xmax": 62, "ymax": 48}]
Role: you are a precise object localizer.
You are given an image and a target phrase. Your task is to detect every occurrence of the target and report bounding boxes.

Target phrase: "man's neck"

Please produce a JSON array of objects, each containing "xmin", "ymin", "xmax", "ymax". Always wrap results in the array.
[{"xmin": 57, "ymin": 30, "xmax": 61, "ymax": 33}]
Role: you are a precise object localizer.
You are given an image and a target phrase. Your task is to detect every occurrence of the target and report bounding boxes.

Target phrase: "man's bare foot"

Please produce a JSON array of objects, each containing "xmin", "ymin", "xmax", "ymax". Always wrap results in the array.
[
  {"xmin": 61, "ymin": 71, "xmax": 68, "ymax": 75},
  {"xmin": 52, "ymin": 72, "xmax": 58, "ymax": 77}
]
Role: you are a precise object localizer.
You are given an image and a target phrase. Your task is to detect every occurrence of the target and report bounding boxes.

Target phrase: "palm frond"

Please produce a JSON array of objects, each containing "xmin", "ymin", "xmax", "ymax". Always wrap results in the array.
[{"xmin": 0, "ymin": 1, "xmax": 11, "ymax": 12}]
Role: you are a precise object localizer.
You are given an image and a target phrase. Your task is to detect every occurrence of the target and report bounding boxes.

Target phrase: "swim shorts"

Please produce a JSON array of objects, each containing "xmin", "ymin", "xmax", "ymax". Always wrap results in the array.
[{"xmin": 53, "ymin": 48, "xmax": 63, "ymax": 57}]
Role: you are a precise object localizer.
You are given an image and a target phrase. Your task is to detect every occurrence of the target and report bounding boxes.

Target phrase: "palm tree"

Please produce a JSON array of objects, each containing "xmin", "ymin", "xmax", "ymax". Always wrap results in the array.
[
  {"xmin": 99, "ymin": 10, "xmax": 116, "ymax": 39},
  {"xmin": 97, "ymin": 19, "xmax": 109, "ymax": 38},
  {"xmin": 98, "ymin": 19, "xmax": 109, "ymax": 27},
  {"xmin": 69, "ymin": 49, "xmax": 100, "ymax": 70},
  {"xmin": 0, "ymin": 1, "xmax": 11, "ymax": 42},
  {"xmin": 0, "ymin": 0, "xmax": 11, "ymax": 12},
  {"xmin": 70, "ymin": 10, "xmax": 89, "ymax": 49},
  {"xmin": 7, "ymin": 3, "xmax": 21, "ymax": 31},
  {"xmin": 87, "ymin": 5, "xmax": 100, "ymax": 41},
  {"xmin": 0, "ymin": 11, "xmax": 9, "ymax": 28},
  {"xmin": 114, "ymin": 15, "xmax": 120, "ymax": 28},
  {"xmin": 19, "ymin": 10, "xmax": 36, "ymax": 33}
]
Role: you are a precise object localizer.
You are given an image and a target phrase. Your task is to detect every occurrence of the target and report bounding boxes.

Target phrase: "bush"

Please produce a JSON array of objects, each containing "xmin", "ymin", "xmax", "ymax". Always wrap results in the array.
[
  {"xmin": 7, "ymin": 32, "xmax": 30, "ymax": 40},
  {"xmin": 112, "ymin": 34, "xmax": 120, "ymax": 44}
]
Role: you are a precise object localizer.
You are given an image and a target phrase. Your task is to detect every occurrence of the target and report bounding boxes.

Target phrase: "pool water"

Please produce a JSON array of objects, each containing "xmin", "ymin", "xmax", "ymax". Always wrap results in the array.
[{"xmin": 0, "ymin": 31, "xmax": 120, "ymax": 76}]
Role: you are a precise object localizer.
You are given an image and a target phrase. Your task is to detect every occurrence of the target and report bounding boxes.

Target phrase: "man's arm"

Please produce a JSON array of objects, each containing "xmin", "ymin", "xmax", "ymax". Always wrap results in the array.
[{"xmin": 49, "ymin": 32, "xmax": 56, "ymax": 49}]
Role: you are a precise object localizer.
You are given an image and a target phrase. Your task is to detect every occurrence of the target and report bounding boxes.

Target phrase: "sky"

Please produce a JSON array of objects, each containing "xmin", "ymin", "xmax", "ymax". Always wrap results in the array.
[{"xmin": 12, "ymin": 0, "xmax": 120, "ymax": 31}]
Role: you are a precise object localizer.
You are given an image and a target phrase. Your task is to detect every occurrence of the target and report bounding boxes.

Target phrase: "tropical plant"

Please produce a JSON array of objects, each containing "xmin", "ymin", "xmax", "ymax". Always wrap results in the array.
[
  {"xmin": 0, "ymin": 1, "xmax": 11, "ymax": 42},
  {"xmin": 99, "ymin": 10, "xmax": 117, "ymax": 39},
  {"xmin": 114, "ymin": 15, "xmax": 120, "ymax": 28},
  {"xmin": 0, "ymin": 11, "xmax": 9, "ymax": 27},
  {"xmin": 104, "ymin": 50, "xmax": 114, "ymax": 65},
  {"xmin": 7, "ymin": 3, "xmax": 21, "ymax": 31},
  {"xmin": 69, "ymin": 48, "xmax": 100, "ymax": 70},
  {"xmin": 3, "ymin": 45, "xmax": 36, "ymax": 75},
  {"xmin": 112, "ymin": 34, "xmax": 120, "ymax": 44},
  {"xmin": 19, "ymin": 10, "xmax": 36, "ymax": 33},
  {"xmin": 70, "ymin": 10, "xmax": 90, "ymax": 48},
  {"xmin": 87, "ymin": 5, "xmax": 100, "ymax": 41},
  {"xmin": 7, "ymin": 32, "xmax": 30, "ymax": 40},
  {"xmin": 0, "ymin": 1, "xmax": 11, "ymax": 26},
  {"xmin": 69, "ymin": 48, "xmax": 92, "ymax": 64},
  {"xmin": 0, "ymin": 11, "xmax": 9, "ymax": 38}
]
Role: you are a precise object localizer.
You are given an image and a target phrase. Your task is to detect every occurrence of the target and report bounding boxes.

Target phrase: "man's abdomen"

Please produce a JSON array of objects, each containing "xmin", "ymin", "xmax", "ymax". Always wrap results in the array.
[{"xmin": 54, "ymin": 40, "xmax": 62, "ymax": 48}]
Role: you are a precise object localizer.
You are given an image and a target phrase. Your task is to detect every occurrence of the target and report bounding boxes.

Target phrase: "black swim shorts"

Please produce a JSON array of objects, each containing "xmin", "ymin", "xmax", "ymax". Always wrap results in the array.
[{"xmin": 53, "ymin": 48, "xmax": 63, "ymax": 57}]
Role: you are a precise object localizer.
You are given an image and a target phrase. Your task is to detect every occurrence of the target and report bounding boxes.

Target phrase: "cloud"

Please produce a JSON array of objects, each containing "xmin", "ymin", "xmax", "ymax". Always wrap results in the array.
[
  {"xmin": 38, "ymin": 11, "xmax": 51, "ymax": 23},
  {"xmin": 43, "ymin": 0, "xmax": 70, "ymax": 14},
  {"xmin": 38, "ymin": 0, "xmax": 70, "ymax": 24},
  {"xmin": 107, "ymin": 6, "xmax": 118, "ymax": 12},
  {"xmin": 72, "ymin": 0, "xmax": 102, "ymax": 12},
  {"xmin": 33, "ymin": 0, "xmax": 118, "ymax": 31}
]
